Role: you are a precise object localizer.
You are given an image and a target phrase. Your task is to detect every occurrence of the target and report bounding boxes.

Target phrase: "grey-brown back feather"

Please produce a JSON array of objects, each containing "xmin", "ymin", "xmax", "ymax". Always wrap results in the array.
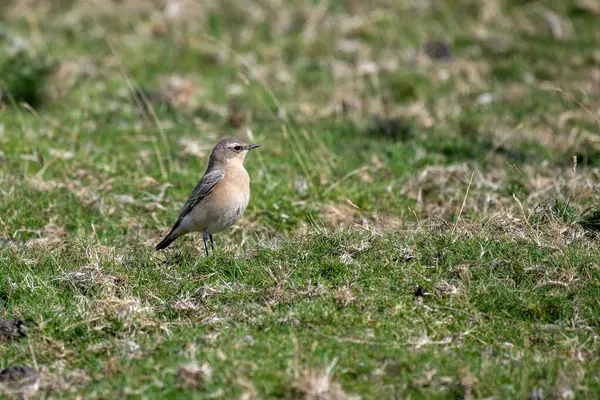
[{"xmin": 171, "ymin": 169, "xmax": 226, "ymax": 230}]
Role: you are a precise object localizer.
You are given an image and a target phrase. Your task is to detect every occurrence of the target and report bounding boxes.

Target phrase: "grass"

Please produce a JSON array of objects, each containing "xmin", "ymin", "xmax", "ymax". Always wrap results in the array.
[{"xmin": 1, "ymin": 0, "xmax": 600, "ymax": 398}]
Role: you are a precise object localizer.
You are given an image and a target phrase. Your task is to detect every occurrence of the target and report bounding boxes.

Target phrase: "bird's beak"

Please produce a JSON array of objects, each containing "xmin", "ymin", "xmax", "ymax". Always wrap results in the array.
[{"xmin": 247, "ymin": 144, "xmax": 261, "ymax": 150}]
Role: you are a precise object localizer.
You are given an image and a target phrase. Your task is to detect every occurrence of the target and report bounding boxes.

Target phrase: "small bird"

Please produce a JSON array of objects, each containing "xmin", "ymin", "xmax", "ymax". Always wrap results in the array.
[{"xmin": 156, "ymin": 137, "xmax": 260, "ymax": 255}]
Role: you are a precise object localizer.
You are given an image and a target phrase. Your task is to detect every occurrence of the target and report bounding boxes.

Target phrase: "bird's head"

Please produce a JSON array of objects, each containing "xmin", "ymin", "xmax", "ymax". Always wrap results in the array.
[{"xmin": 209, "ymin": 137, "xmax": 260, "ymax": 167}]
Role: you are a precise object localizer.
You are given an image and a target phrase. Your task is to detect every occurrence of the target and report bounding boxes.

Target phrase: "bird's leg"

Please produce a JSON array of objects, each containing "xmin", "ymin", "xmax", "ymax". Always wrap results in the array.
[
  {"xmin": 203, "ymin": 231, "xmax": 210, "ymax": 257},
  {"xmin": 209, "ymin": 234, "xmax": 215, "ymax": 250}
]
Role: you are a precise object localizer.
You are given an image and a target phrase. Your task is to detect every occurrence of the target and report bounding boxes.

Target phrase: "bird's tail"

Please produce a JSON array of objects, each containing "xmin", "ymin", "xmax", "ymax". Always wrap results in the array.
[{"xmin": 155, "ymin": 232, "xmax": 177, "ymax": 250}]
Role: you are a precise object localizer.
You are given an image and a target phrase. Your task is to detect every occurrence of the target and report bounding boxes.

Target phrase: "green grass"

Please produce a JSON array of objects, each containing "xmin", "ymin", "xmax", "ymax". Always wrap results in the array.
[
  {"xmin": 3, "ymin": 233, "xmax": 600, "ymax": 398},
  {"xmin": 1, "ymin": 0, "xmax": 600, "ymax": 398}
]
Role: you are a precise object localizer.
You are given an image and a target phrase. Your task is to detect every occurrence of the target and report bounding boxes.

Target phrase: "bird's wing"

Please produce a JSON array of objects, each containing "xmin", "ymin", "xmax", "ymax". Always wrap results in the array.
[{"xmin": 176, "ymin": 169, "xmax": 226, "ymax": 221}]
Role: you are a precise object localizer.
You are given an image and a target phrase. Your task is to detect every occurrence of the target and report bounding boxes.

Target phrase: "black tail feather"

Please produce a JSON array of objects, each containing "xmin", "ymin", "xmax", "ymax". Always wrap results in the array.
[{"xmin": 155, "ymin": 234, "xmax": 176, "ymax": 250}]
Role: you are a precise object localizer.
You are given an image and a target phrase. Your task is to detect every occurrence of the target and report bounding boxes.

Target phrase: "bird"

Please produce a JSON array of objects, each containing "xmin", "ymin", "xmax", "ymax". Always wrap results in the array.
[{"xmin": 155, "ymin": 137, "xmax": 260, "ymax": 255}]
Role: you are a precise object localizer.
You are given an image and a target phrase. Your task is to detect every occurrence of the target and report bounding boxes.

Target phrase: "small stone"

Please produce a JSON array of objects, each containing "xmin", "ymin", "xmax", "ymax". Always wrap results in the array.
[
  {"xmin": 423, "ymin": 40, "xmax": 452, "ymax": 60},
  {"xmin": 0, "ymin": 319, "xmax": 28, "ymax": 342}
]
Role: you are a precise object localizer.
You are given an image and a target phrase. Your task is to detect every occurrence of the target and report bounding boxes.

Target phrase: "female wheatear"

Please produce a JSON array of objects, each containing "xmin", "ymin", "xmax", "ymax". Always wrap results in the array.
[{"xmin": 156, "ymin": 137, "xmax": 260, "ymax": 255}]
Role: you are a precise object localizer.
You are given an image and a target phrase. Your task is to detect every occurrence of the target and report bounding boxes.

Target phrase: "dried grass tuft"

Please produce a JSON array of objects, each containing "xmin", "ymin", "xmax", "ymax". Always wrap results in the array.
[
  {"xmin": 334, "ymin": 286, "xmax": 356, "ymax": 308},
  {"xmin": 290, "ymin": 359, "xmax": 356, "ymax": 400},
  {"xmin": 177, "ymin": 362, "xmax": 213, "ymax": 390},
  {"xmin": 59, "ymin": 263, "xmax": 128, "ymax": 296}
]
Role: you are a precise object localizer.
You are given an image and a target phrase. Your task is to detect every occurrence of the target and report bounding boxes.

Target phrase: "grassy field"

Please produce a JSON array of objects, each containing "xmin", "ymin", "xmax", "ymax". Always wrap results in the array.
[{"xmin": 2, "ymin": 0, "xmax": 600, "ymax": 398}]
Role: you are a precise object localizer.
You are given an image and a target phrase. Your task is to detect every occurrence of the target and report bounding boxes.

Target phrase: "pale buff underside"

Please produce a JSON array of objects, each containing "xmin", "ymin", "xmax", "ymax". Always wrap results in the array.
[{"xmin": 175, "ymin": 166, "xmax": 250, "ymax": 236}]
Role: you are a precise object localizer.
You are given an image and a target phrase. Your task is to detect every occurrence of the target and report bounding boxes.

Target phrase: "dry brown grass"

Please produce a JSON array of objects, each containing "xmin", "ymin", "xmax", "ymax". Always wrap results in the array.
[{"xmin": 290, "ymin": 359, "xmax": 356, "ymax": 400}]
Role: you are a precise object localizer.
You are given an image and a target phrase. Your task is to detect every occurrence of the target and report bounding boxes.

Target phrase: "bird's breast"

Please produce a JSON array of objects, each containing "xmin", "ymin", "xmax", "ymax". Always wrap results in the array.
[
  {"xmin": 204, "ymin": 169, "xmax": 250, "ymax": 233},
  {"xmin": 182, "ymin": 166, "xmax": 251, "ymax": 234}
]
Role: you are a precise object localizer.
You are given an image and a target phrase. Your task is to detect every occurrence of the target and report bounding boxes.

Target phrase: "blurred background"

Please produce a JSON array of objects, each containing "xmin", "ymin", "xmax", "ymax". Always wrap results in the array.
[{"xmin": 1, "ymin": 0, "xmax": 600, "ymax": 242}]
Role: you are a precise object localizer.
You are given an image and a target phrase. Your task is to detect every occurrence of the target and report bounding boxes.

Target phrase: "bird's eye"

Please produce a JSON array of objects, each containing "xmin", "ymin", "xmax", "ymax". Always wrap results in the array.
[{"xmin": 233, "ymin": 145, "xmax": 242, "ymax": 151}]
